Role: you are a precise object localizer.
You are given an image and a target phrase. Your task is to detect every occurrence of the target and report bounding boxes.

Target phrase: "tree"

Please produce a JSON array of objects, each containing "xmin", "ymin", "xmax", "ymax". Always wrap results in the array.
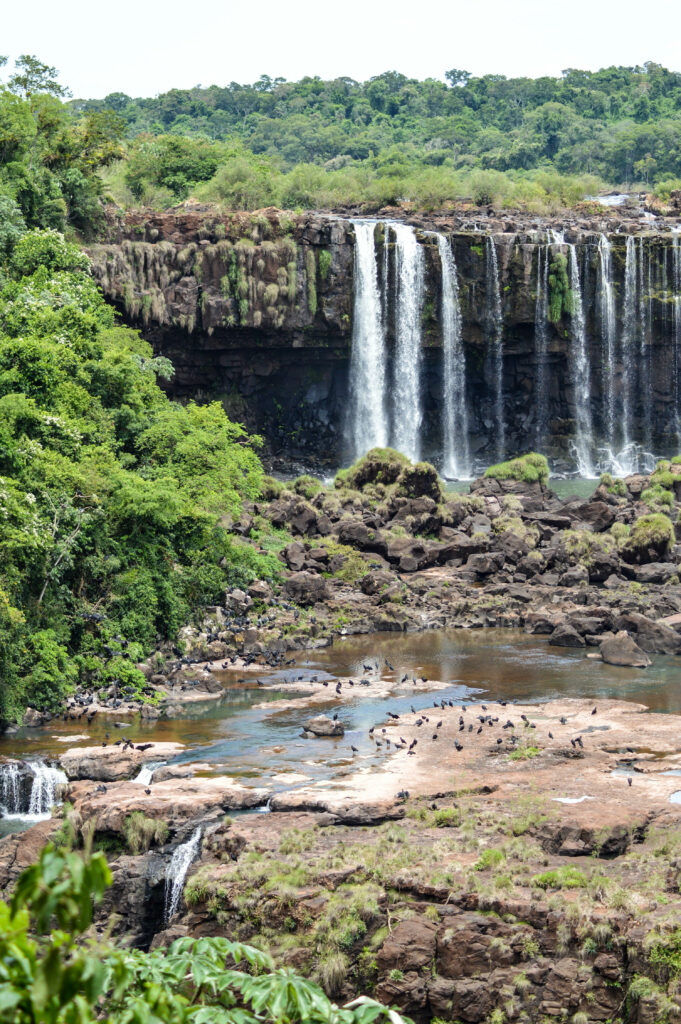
[
  {"xmin": 7, "ymin": 55, "xmax": 70, "ymax": 99},
  {"xmin": 445, "ymin": 69, "xmax": 471, "ymax": 88}
]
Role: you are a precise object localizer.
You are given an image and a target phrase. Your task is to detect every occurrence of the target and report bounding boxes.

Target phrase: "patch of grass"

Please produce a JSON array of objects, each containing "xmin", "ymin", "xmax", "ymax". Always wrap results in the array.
[
  {"xmin": 531, "ymin": 866, "xmax": 589, "ymax": 890},
  {"xmin": 508, "ymin": 743, "xmax": 541, "ymax": 762},
  {"xmin": 474, "ymin": 847, "xmax": 506, "ymax": 871},
  {"xmin": 123, "ymin": 812, "xmax": 169, "ymax": 855},
  {"xmin": 484, "ymin": 452, "xmax": 549, "ymax": 486}
]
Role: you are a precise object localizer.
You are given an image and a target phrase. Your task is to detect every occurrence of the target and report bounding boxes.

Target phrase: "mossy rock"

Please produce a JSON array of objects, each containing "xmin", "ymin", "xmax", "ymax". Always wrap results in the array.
[
  {"xmin": 622, "ymin": 514, "xmax": 675, "ymax": 563},
  {"xmin": 484, "ymin": 452, "xmax": 549, "ymax": 487},
  {"xmin": 260, "ymin": 475, "xmax": 284, "ymax": 500},
  {"xmin": 292, "ymin": 474, "xmax": 324, "ymax": 500},
  {"xmin": 335, "ymin": 448, "xmax": 411, "ymax": 490},
  {"xmin": 394, "ymin": 462, "xmax": 443, "ymax": 502}
]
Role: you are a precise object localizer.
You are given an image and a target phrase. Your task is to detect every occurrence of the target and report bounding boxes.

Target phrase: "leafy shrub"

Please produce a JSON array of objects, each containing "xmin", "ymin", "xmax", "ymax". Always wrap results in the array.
[{"xmin": 484, "ymin": 452, "xmax": 549, "ymax": 486}]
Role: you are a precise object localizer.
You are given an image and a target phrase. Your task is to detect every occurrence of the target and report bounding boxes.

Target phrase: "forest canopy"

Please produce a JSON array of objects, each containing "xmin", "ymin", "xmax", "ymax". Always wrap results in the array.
[{"xmin": 4, "ymin": 56, "xmax": 681, "ymax": 220}]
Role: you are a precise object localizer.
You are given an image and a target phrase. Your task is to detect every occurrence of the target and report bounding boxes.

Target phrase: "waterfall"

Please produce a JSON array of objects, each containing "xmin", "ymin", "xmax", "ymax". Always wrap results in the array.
[
  {"xmin": 437, "ymin": 233, "xmax": 470, "ymax": 478},
  {"xmin": 568, "ymin": 246, "xmax": 595, "ymax": 476},
  {"xmin": 597, "ymin": 234, "xmax": 617, "ymax": 454},
  {"xmin": 0, "ymin": 763, "xmax": 21, "ymax": 815},
  {"xmin": 534, "ymin": 245, "xmax": 550, "ymax": 449},
  {"xmin": 27, "ymin": 761, "xmax": 67, "ymax": 816},
  {"xmin": 0, "ymin": 759, "xmax": 66, "ymax": 820},
  {"xmin": 133, "ymin": 762, "xmax": 164, "ymax": 786},
  {"xmin": 164, "ymin": 827, "xmax": 202, "ymax": 923},
  {"xmin": 673, "ymin": 233, "xmax": 681, "ymax": 447},
  {"xmin": 620, "ymin": 237, "xmax": 638, "ymax": 464},
  {"xmin": 347, "ymin": 220, "xmax": 388, "ymax": 459},
  {"xmin": 391, "ymin": 223, "xmax": 425, "ymax": 461},
  {"xmin": 485, "ymin": 236, "xmax": 505, "ymax": 458},
  {"xmin": 638, "ymin": 237, "xmax": 653, "ymax": 454}
]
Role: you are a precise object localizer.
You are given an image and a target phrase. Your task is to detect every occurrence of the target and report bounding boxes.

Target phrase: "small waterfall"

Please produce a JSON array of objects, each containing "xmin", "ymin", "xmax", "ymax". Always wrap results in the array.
[
  {"xmin": 568, "ymin": 246, "xmax": 595, "ymax": 476},
  {"xmin": 437, "ymin": 233, "xmax": 470, "ymax": 478},
  {"xmin": 347, "ymin": 220, "xmax": 388, "ymax": 459},
  {"xmin": 164, "ymin": 827, "xmax": 202, "ymax": 923},
  {"xmin": 534, "ymin": 244, "xmax": 550, "ymax": 448},
  {"xmin": 391, "ymin": 223, "xmax": 425, "ymax": 461},
  {"xmin": 0, "ymin": 759, "xmax": 66, "ymax": 820},
  {"xmin": 133, "ymin": 762, "xmax": 164, "ymax": 786},
  {"xmin": 0, "ymin": 763, "xmax": 20, "ymax": 815},
  {"xmin": 620, "ymin": 236, "xmax": 638, "ymax": 464},
  {"xmin": 27, "ymin": 761, "xmax": 67, "ymax": 816},
  {"xmin": 597, "ymin": 234, "xmax": 617, "ymax": 454},
  {"xmin": 485, "ymin": 236, "xmax": 505, "ymax": 458}
]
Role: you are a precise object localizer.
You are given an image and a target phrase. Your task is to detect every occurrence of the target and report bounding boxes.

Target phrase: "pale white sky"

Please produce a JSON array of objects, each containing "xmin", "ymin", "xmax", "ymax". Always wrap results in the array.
[{"xmin": 3, "ymin": 0, "xmax": 681, "ymax": 98}]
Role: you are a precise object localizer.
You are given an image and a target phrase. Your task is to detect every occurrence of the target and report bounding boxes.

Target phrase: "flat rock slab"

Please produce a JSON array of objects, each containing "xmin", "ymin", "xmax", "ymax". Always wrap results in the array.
[
  {"xmin": 68, "ymin": 777, "xmax": 270, "ymax": 833},
  {"xmin": 59, "ymin": 742, "xmax": 185, "ymax": 781}
]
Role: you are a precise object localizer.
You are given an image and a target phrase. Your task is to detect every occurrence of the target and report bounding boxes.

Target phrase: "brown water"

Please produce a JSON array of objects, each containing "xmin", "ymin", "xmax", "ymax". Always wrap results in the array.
[{"xmin": 1, "ymin": 631, "xmax": 678, "ymax": 797}]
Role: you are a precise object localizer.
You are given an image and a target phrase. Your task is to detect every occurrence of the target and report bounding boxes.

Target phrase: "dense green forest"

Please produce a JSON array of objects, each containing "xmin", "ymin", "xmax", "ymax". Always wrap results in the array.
[
  {"xmin": 73, "ymin": 62, "xmax": 681, "ymax": 211},
  {"xmin": 0, "ymin": 58, "xmax": 282, "ymax": 721},
  {"xmin": 4, "ymin": 56, "xmax": 681, "ymax": 222}
]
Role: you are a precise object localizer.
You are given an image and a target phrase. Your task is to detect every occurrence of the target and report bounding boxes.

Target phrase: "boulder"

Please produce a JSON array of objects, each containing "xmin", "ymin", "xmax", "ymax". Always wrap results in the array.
[
  {"xmin": 571, "ymin": 500, "xmax": 616, "ymax": 532},
  {"xmin": 548, "ymin": 623, "xmax": 586, "ymax": 648},
  {"xmin": 302, "ymin": 715, "xmax": 344, "ymax": 737},
  {"xmin": 630, "ymin": 562, "xmax": 679, "ymax": 585},
  {"xmin": 248, "ymin": 580, "xmax": 272, "ymax": 601},
  {"xmin": 282, "ymin": 572, "xmax": 329, "ymax": 606},
  {"xmin": 613, "ymin": 612, "xmax": 681, "ymax": 655},
  {"xmin": 599, "ymin": 631, "xmax": 652, "ymax": 668},
  {"xmin": 283, "ymin": 541, "xmax": 307, "ymax": 571},
  {"xmin": 466, "ymin": 551, "xmax": 505, "ymax": 576},
  {"xmin": 558, "ymin": 565, "xmax": 588, "ymax": 587}
]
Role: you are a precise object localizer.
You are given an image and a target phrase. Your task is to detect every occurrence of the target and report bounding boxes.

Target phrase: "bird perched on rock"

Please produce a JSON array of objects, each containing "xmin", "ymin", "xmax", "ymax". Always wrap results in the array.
[
  {"xmin": 628, "ymin": 777, "xmax": 632, "ymax": 786},
  {"xmin": 351, "ymin": 745, "xmax": 358, "ymax": 754},
  {"xmin": 144, "ymin": 788, "xmax": 151, "ymax": 795},
  {"xmin": 454, "ymin": 741, "xmax": 463, "ymax": 751},
  {"xmin": 591, "ymin": 707, "xmax": 597, "ymax": 715}
]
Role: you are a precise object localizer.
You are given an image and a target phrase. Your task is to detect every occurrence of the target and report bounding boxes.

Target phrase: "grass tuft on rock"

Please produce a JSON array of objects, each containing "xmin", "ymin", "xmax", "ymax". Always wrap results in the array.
[{"xmin": 484, "ymin": 452, "xmax": 549, "ymax": 486}]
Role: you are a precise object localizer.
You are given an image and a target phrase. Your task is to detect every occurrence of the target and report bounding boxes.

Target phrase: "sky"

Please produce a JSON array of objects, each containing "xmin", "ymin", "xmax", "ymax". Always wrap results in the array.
[{"xmin": 3, "ymin": 0, "xmax": 681, "ymax": 98}]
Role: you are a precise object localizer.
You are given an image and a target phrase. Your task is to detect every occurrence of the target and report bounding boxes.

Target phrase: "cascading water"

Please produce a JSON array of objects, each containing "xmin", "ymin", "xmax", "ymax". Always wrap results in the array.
[
  {"xmin": 0, "ymin": 763, "xmax": 20, "ymax": 815},
  {"xmin": 0, "ymin": 759, "xmax": 66, "ymax": 821},
  {"xmin": 436, "ymin": 233, "xmax": 470, "ymax": 479},
  {"xmin": 597, "ymin": 234, "xmax": 617, "ymax": 456},
  {"xmin": 485, "ymin": 236, "xmax": 505, "ymax": 459},
  {"xmin": 638, "ymin": 236, "xmax": 653, "ymax": 454},
  {"xmin": 27, "ymin": 761, "xmax": 67, "ymax": 816},
  {"xmin": 620, "ymin": 236, "xmax": 638, "ymax": 469},
  {"xmin": 391, "ymin": 222, "xmax": 425, "ymax": 461},
  {"xmin": 347, "ymin": 220, "xmax": 388, "ymax": 460},
  {"xmin": 673, "ymin": 232, "xmax": 681, "ymax": 447},
  {"xmin": 164, "ymin": 827, "xmax": 202, "ymax": 923},
  {"xmin": 567, "ymin": 246, "xmax": 595, "ymax": 477},
  {"xmin": 534, "ymin": 244, "xmax": 550, "ymax": 449}
]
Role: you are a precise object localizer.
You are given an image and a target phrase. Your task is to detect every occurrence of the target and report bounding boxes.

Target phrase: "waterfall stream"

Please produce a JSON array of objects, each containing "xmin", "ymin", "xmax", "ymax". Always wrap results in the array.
[
  {"xmin": 164, "ymin": 827, "xmax": 202, "ymax": 923},
  {"xmin": 534, "ymin": 244, "xmax": 550, "ymax": 449},
  {"xmin": 485, "ymin": 236, "xmax": 505, "ymax": 459},
  {"xmin": 347, "ymin": 220, "xmax": 388, "ymax": 460},
  {"xmin": 568, "ymin": 246, "xmax": 595, "ymax": 477},
  {"xmin": 673, "ymin": 233, "xmax": 681, "ymax": 447},
  {"xmin": 597, "ymin": 234, "xmax": 617, "ymax": 456},
  {"xmin": 620, "ymin": 236, "xmax": 638, "ymax": 465},
  {"xmin": 0, "ymin": 759, "xmax": 67, "ymax": 820},
  {"xmin": 391, "ymin": 222, "xmax": 425, "ymax": 461},
  {"xmin": 437, "ymin": 233, "xmax": 470, "ymax": 479}
]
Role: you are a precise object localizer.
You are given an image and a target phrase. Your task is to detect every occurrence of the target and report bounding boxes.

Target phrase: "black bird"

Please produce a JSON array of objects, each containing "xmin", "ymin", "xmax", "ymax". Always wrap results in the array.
[
  {"xmin": 388, "ymin": 712, "xmax": 400, "ymax": 720},
  {"xmin": 385, "ymin": 661, "xmax": 395, "ymax": 671},
  {"xmin": 560, "ymin": 716, "xmax": 567, "ymax": 725},
  {"xmin": 397, "ymin": 789, "xmax": 409, "ymax": 800},
  {"xmin": 101, "ymin": 742, "xmax": 107, "ymax": 747},
  {"xmin": 369, "ymin": 727, "xmax": 374, "ymax": 734},
  {"xmin": 432, "ymin": 734, "xmax": 438, "ymax": 741},
  {"xmin": 351, "ymin": 745, "xmax": 358, "ymax": 753},
  {"xmin": 628, "ymin": 777, "xmax": 632, "ymax": 786},
  {"xmin": 436, "ymin": 721, "xmax": 442, "ymax": 729},
  {"xmin": 416, "ymin": 719, "xmax": 423, "ymax": 727},
  {"xmin": 477, "ymin": 726, "xmax": 482, "ymax": 734},
  {"xmin": 548, "ymin": 732, "xmax": 553, "ymax": 739},
  {"xmin": 468, "ymin": 724, "xmax": 473, "ymax": 732},
  {"xmin": 144, "ymin": 788, "xmax": 151, "ymax": 795},
  {"xmin": 570, "ymin": 738, "xmax": 576, "ymax": 748},
  {"xmin": 496, "ymin": 738, "xmax": 503, "ymax": 745},
  {"xmin": 576, "ymin": 736, "xmax": 584, "ymax": 748},
  {"xmin": 591, "ymin": 707, "xmax": 597, "ymax": 715},
  {"xmin": 482, "ymin": 704, "xmax": 487, "ymax": 711},
  {"xmin": 400, "ymin": 737, "xmax": 407, "ymax": 745},
  {"xmin": 411, "ymin": 705, "xmax": 416, "ymax": 714},
  {"xmin": 454, "ymin": 741, "xmax": 463, "ymax": 751},
  {"xmin": 332, "ymin": 713, "xmax": 339, "ymax": 721}
]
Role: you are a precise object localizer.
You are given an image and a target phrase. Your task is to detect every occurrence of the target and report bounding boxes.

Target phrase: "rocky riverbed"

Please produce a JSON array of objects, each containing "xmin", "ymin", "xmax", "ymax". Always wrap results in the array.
[{"xmin": 3, "ymin": 449, "xmax": 681, "ymax": 1021}]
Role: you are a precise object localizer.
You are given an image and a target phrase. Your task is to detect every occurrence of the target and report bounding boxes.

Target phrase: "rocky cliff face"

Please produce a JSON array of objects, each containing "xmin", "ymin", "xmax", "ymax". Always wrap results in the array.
[{"xmin": 88, "ymin": 204, "xmax": 681, "ymax": 470}]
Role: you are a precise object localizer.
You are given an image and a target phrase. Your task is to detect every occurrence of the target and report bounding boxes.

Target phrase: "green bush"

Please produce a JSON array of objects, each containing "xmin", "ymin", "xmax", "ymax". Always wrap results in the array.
[
  {"xmin": 622, "ymin": 514, "xmax": 675, "ymax": 558},
  {"xmin": 531, "ymin": 866, "xmax": 588, "ymax": 889},
  {"xmin": 484, "ymin": 452, "xmax": 549, "ymax": 486}
]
